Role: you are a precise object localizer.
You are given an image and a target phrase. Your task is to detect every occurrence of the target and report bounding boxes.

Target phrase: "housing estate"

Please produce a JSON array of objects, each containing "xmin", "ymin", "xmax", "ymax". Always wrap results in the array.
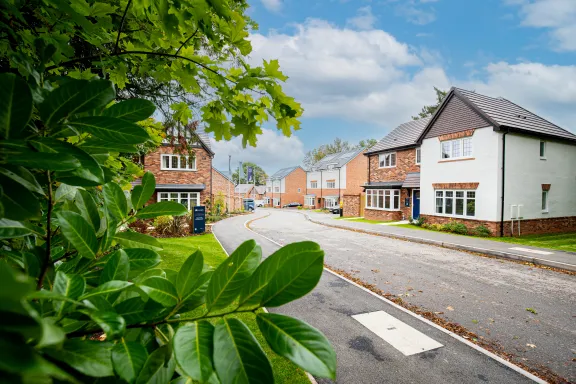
[{"xmin": 265, "ymin": 166, "xmax": 306, "ymax": 207}]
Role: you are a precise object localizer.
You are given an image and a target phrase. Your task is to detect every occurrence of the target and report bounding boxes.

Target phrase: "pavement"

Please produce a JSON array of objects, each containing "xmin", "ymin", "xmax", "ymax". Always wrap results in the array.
[
  {"xmin": 213, "ymin": 210, "xmax": 576, "ymax": 383},
  {"xmin": 303, "ymin": 210, "xmax": 576, "ymax": 272}
]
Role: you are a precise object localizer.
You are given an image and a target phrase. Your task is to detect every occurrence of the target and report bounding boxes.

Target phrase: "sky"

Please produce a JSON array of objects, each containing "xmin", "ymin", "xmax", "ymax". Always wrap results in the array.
[{"xmin": 210, "ymin": 0, "xmax": 576, "ymax": 175}]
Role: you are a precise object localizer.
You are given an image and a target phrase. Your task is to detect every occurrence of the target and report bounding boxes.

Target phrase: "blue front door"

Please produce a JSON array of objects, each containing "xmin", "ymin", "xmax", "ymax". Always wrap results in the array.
[{"xmin": 412, "ymin": 190, "xmax": 420, "ymax": 219}]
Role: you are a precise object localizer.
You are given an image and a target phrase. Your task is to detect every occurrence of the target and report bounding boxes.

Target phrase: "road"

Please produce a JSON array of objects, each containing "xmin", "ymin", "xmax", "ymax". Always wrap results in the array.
[{"xmin": 213, "ymin": 210, "xmax": 576, "ymax": 383}]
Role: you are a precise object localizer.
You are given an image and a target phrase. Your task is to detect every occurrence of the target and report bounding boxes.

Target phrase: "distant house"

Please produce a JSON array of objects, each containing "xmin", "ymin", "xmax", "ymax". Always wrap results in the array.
[
  {"xmin": 212, "ymin": 168, "xmax": 242, "ymax": 212},
  {"xmin": 265, "ymin": 166, "xmax": 306, "ymax": 207},
  {"xmin": 417, "ymin": 87, "xmax": 576, "ymax": 236},
  {"xmin": 235, "ymin": 184, "xmax": 255, "ymax": 197},
  {"xmin": 305, "ymin": 149, "xmax": 367, "ymax": 209}
]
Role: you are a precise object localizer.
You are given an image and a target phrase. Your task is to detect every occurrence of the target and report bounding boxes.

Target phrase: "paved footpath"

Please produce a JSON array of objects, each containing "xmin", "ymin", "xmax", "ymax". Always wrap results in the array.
[
  {"xmin": 304, "ymin": 210, "xmax": 576, "ymax": 272},
  {"xmin": 211, "ymin": 212, "xmax": 574, "ymax": 384}
]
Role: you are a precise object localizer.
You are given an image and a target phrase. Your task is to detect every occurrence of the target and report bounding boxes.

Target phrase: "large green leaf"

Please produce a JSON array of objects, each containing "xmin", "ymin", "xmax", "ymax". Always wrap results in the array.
[
  {"xmin": 86, "ymin": 311, "xmax": 126, "ymax": 340},
  {"xmin": 113, "ymin": 297, "xmax": 149, "ymax": 324},
  {"xmin": 213, "ymin": 318, "xmax": 273, "ymax": 384},
  {"xmin": 52, "ymin": 271, "xmax": 86, "ymax": 317},
  {"xmin": 37, "ymin": 318, "xmax": 66, "ymax": 349},
  {"xmin": 69, "ymin": 116, "xmax": 150, "ymax": 144},
  {"xmin": 131, "ymin": 171, "xmax": 156, "ymax": 210},
  {"xmin": 205, "ymin": 240, "xmax": 261, "ymax": 312},
  {"xmin": 124, "ymin": 248, "xmax": 162, "ymax": 271},
  {"xmin": 115, "ymin": 231, "xmax": 163, "ymax": 251},
  {"xmin": 79, "ymin": 280, "xmax": 133, "ymax": 300},
  {"xmin": 79, "ymin": 138, "xmax": 137, "ymax": 154},
  {"xmin": 45, "ymin": 339, "xmax": 113, "ymax": 377},
  {"xmin": 0, "ymin": 219, "xmax": 41, "ymax": 239},
  {"xmin": 75, "ymin": 189, "xmax": 101, "ymax": 230},
  {"xmin": 138, "ymin": 277, "xmax": 179, "ymax": 307},
  {"xmin": 39, "ymin": 79, "xmax": 115, "ymax": 125},
  {"xmin": 256, "ymin": 313, "xmax": 336, "ymax": 379},
  {"xmin": 0, "ymin": 165, "xmax": 44, "ymax": 195},
  {"xmin": 100, "ymin": 249, "xmax": 130, "ymax": 283},
  {"xmin": 176, "ymin": 250, "xmax": 203, "ymax": 299},
  {"xmin": 101, "ymin": 217, "xmax": 118, "ymax": 252},
  {"xmin": 135, "ymin": 345, "xmax": 176, "ymax": 384},
  {"xmin": 173, "ymin": 321, "xmax": 215, "ymax": 383},
  {"xmin": 112, "ymin": 340, "xmax": 148, "ymax": 384},
  {"xmin": 103, "ymin": 182, "xmax": 128, "ymax": 221},
  {"xmin": 0, "ymin": 73, "xmax": 32, "ymax": 139},
  {"xmin": 55, "ymin": 183, "xmax": 79, "ymax": 202},
  {"xmin": 136, "ymin": 201, "xmax": 188, "ymax": 219},
  {"xmin": 261, "ymin": 249, "xmax": 324, "ymax": 307},
  {"xmin": 103, "ymin": 99, "xmax": 156, "ymax": 122},
  {"xmin": 56, "ymin": 211, "xmax": 98, "ymax": 259},
  {"xmin": 238, "ymin": 242, "xmax": 320, "ymax": 310},
  {"xmin": 0, "ymin": 175, "xmax": 41, "ymax": 220},
  {"xmin": 179, "ymin": 272, "xmax": 212, "ymax": 313},
  {"xmin": 0, "ymin": 140, "xmax": 80, "ymax": 171}
]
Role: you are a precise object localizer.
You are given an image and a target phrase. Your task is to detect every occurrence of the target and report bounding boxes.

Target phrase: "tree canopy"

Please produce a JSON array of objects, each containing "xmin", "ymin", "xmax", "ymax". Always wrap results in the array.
[
  {"xmin": 412, "ymin": 87, "xmax": 448, "ymax": 120},
  {"xmin": 232, "ymin": 162, "xmax": 267, "ymax": 185},
  {"xmin": 303, "ymin": 137, "xmax": 377, "ymax": 169}
]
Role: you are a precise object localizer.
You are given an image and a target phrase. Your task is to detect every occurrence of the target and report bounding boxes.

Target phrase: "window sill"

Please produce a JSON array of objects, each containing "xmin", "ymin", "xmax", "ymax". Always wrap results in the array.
[
  {"xmin": 438, "ymin": 157, "xmax": 475, "ymax": 163},
  {"xmin": 541, "ymin": 211, "xmax": 549, "ymax": 214},
  {"xmin": 540, "ymin": 157, "xmax": 547, "ymax": 160},
  {"xmin": 434, "ymin": 213, "xmax": 476, "ymax": 219},
  {"xmin": 365, "ymin": 207, "xmax": 401, "ymax": 212},
  {"xmin": 160, "ymin": 168, "xmax": 197, "ymax": 172},
  {"xmin": 378, "ymin": 166, "xmax": 397, "ymax": 169}
]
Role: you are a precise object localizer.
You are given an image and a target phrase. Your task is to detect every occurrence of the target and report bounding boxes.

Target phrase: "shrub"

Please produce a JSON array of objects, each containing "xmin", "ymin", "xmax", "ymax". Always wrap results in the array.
[
  {"xmin": 421, "ymin": 223, "xmax": 430, "ymax": 229},
  {"xmin": 297, "ymin": 206, "xmax": 303, "ymax": 210},
  {"xmin": 128, "ymin": 219, "xmax": 149, "ymax": 233},
  {"xmin": 474, "ymin": 224, "xmax": 492, "ymax": 237},
  {"xmin": 408, "ymin": 217, "xmax": 414, "ymax": 225},
  {"xmin": 430, "ymin": 223, "xmax": 444, "ymax": 231},
  {"xmin": 451, "ymin": 223, "xmax": 468, "ymax": 235},
  {"xmin": 414, "ymin": 216, "xmax": 426, "ymax": 227},
  {"xmin": 154, "ymin": 215, "xmax": 174, "ymax": 234}
]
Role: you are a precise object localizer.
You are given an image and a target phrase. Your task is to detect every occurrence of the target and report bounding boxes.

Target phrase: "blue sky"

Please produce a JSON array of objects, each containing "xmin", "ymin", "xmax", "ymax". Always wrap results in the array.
[{"xmin": 210, "ymin": 0, "xmax": 576, "ymax": 174}]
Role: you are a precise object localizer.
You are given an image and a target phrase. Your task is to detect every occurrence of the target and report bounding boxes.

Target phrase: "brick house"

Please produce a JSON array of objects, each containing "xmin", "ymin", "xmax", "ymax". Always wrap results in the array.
[
  {"xmin": 304, "ymin": 149, "xmax": 368, "ymax": 209},
  {"xmin": 235, "ymin": 184, "xmax": 255, "ymax": 197},
  {"xmin": 212, "ymin": 168, "xmax": 242, "ymax": 212},
  {"xmin": 265, "ymin": 166, "xmax": 306, "ymax": 207},
  {"xmin": 361, "ymin": 119, "xmax": 429, "ymax": 221},
  {"xmin": 417, "ymin": 87, "xmax": 576, "ymax": 236}
]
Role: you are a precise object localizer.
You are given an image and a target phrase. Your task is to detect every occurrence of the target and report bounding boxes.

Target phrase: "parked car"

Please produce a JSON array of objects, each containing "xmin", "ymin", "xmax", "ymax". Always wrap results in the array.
[
  {"xmin": 255, "ymin": 199, "xmax": 265, "ymax": 207},
  {"xmin": 242, "ymin": 198, "xmax": 255, "ymax": 211},
  {"xmin": 282, "ymin": 202, "xmax": 302, "ymax": 208},
  {"xmin": 330, "ymin": 207, "xmax": 341, "ymax": 214}
]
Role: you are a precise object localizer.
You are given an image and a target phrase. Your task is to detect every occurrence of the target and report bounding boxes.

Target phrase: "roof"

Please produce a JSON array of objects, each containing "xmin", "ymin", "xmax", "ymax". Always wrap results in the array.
[
  {"xmin": 213, "ymin": 168, "xmax": 233, "ymax": 182},
  {"xmin": 402, "ymin": 172, "xmax": 420, "ymax": 188},
  {"xmin": 196, "ymin": 130, "xmax": 212, "ymax": 151},
  {"xmin": 366, "ymin": 118, "xmax": 430, "ymax": 155},
  {"xmin": 362, "ymin": 181, "xmax": 403, "ymax": 189},
  {"xmin": 235, "ymin": 184, "xmax": 254, "ymax": 193},
  {"xmin": 254, "ymin": 186, "xmax": 267, "ymax": 194},
  {"xmin": 270, "ymin": 166, "xmax": 301, "ymax": 179},
  {"xmin": 419, "ymin": 87, "xmax": 576, "ymax": 143},
  {"xmin": 311, "ymin": 148, "xmax": 364, "ymax": 170}
]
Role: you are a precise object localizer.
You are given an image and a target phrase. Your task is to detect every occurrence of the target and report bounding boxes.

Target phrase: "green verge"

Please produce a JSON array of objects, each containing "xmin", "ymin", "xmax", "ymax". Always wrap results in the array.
[
  {"xmin": 335, "ymin": 217, "xmax": 395, "ymax": 224},
  {"xmin": 392, "ymin": 223, "xmax": 428, "ymax": 231},
  {"xmin": 158, "ymin": 234, "xmax": 311, "ymax": 384},
  {"xmin": 487, "ymin": 232, "xmax": 576, "ymax": 253}
]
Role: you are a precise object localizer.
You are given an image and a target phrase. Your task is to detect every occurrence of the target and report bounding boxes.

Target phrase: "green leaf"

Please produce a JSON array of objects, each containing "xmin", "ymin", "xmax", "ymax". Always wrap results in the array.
[
  {"xmin": 37, "ymin": 318, "xmax": 66, "ymax": 349},
  {"xmin": 52, "ymin": 271, "xmax": 85, "ymax": 317},
  {"xmin": 103, "ymin": 99, "xmax": 156, "ymax": 122},
  {"xmin": 176, "ymin": 250, "xmax": 203, "ymax": 299},
  {"xmin": 0, "ymin": 140, "xmax": 80, "ymax": 171},
  {"xmin": 79, "ymin": 138, "xmax": 137, "ymax": 153},
  {"xmin": 173, "ymin": 321, "xmax": 214, "ymax": 383},
  {"xmin": 131, "ymin": 171, "xmax": 156, "ymax": 210},
  {"xmin": 125, "ymin": 248, "xmax": 162, "ymax": 271},
  {"xmin": 138, "ymin": 277, "xmax": 178, "ymax": 307},
  {"xmin": 100, "ymin": 249, "xmax": 130, "ymax": 283},
  {"xmin": 262, "ymin": 249, "xmax": 324, "ymax": 307},
  {"xmin": 206, "ymin": 240, "xmax": 261, "ymax": 312},
  {"xmin": 101, "ymin": 217, "xmax": 118, "ymax": 252},
  {"xmin": 256, "ymin": 313, "xmax": 336, "ymax": 379},
  {"xmin": 0, "ymin": 73, "xmax": 32, "ymax": 139},
  {"xmin": 213, "ymin": 318, "xmax": 273, "ymax": 384},
  {"xmin": 0, "ymin": 174, "xmax": 41, "ymax": 220},
  {"xmin": 103, "ymin": 182, "xmax": 128, "ymax": 221},
  {"xmin": 115, "ymin": 231, "xmax": 163, "ymax": 251},
  {"xmin": 55, "ymin": 183, "xmax": 79, "ymax": 202},
  {"xmin": 113, "ymin": 297, "xmax": 148, "ymax": 324},
  {"xmin": 56, "ymin": 211, "xmax": 98, "ymax": 259},
  {"xmin": 75, "ymin": 189, "xmax": 101, "ymax": 230},
  {"xmin": 0, "ymin": 219, "xmax": 39, "ymax": 239},
  {"xmin": 87, "ymin": 311, "xmax": 126, "ymax": 340},
  {"xmin": 135, "ymin": 345, "xmax": 176, "ymax": 384},
  {"xmin": 238, "ymin": 242, "xmax": 320, "ymax": 310},
  {"xmin": 112, "ymin": 340, "xmax": 148, "ymax": 384},
  {"xmin": 0, "ymin": 165, "xmax": 44, "ymax": 195},
  {"xmin": 179, "ymin": 271, "xmax": 212, "ymax": 313},
  {"xmin": 136, "ymin": 201, "xmax": 188, "ymax": 219},
  {"xmin": 39, "ymin": 79, "xmax": 115, "ymax": 125},
  {"xmin": 45, "ymin": 339, "xmax": 113, "ymax": 377},
  {"xmin": 80, "ymin": 280, "xmax": 133, "ymax": 300},
  {"xmin": 69, "ymin": 116, "xmax": 150, "ymax": 144}
]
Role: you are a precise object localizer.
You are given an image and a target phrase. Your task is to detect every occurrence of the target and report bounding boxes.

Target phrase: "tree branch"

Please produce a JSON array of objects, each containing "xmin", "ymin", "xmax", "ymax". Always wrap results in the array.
[
  {"xmin": 114, "ymin": 0, "xmax": 133, "ymax": 54},
  {"xmin": 175, "ymin": 28, "xmax": 199, "ymax": 56},
  {"xmin": 37, "ymin": 171, "xmax": 53, "ymax": 290}
]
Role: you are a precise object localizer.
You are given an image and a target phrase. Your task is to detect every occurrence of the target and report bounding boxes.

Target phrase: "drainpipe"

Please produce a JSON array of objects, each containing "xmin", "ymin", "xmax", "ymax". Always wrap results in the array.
[
  {"xmin": 500, "ymin": 131, "xmax": 508, "ymax": 237},
  {"xmin": 338, "ymin": 167, "xmax": 341, "ymax": 204},
  {"xmin": 320, "ymin": 170, "xmax": 323, "ymax": 209}
]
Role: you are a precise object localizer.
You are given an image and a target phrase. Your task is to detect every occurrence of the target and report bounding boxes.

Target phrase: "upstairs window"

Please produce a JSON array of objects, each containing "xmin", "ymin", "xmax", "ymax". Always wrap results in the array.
[
  {"xmin": 539, "ymin": 141, "xmax": 546, "ymax": 159},
  {"xmin": 274, "ymin": 186, "xmax": 280, "ymax": 193},
  {"xmin": 541, "ymin": 190, "xmax": 549, "ymax": 212},
  {"xmin": 310, "ymin": 181, "xmax": 318, "ymax": 189},
  {"xmin": 415, "ymin": 148, "xmax": 421, "ymax": 165},
  {"xmin": 161, "ymin": 154, "xmax": 196, "ymax": 171},
  {"xmin": 441, "ymin": 137, "xmax": 472, "ymax": 159},
  {"xmin": 326, "ymin": 180, "xmax": 336, "ymax": 189},
  {"xmin": 379, "ymin": 152, "xmax": 396, "ymax": 168}
]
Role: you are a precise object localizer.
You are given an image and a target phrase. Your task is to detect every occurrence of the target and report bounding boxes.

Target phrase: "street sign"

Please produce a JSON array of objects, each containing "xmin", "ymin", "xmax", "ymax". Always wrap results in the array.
[{"xmin": 192, "ymin": 206, "xmax": 206, "ymax": 234}]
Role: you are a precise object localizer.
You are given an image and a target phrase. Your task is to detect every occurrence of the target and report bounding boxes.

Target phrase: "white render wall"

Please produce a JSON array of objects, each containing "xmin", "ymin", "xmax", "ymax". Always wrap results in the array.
[
  {"xmin": 265, "ymin": 178, "xmax": 285, "ymax": 193},
  {"xmin": 504, "ymin": 134, "xmax": 576, "ymax": 220},
  {"xmin": 420, "ymin": 127, "xmax": 503, "ymax": 221},
  {"xmin": 306, "ymin": 166, "xmax": 347, "ymax": 190}
]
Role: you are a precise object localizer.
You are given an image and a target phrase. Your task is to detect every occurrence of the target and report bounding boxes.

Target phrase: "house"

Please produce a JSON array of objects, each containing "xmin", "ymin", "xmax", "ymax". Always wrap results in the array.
[
  {"xmin": 305, "ymin": 149, "xmax": 367, "ymax": 209},
  {"xmin": 265, "ymin": 166, "xmax": 306, "ymax": 207},
  {"xmin": 417, "ymin": 87, "xmax": 576, "ymax": 236},
  {"xmin": 235, "ymin": 184, "xmax": 255, "ymax": 197},
  {"xmin": 212, "ymin": 168, "xmax": 243, "ymax": 212},
  {"xmin": 361, "ymin": 118, "xmax": 429, "ymax": 221},
  {"xmin": 254, "ymin": 186, "xmax": 267, "ymax": 200}
]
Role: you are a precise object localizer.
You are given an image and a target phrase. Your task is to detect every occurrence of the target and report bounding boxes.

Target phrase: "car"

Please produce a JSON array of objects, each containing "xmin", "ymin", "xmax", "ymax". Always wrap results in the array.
[
  {"xmin": 282, "ymin": 202, "xmax": 302, "ymax": 208},
  {"xmin": 330, "ymin": 207, "xmax": 342, "ymax": 214}
]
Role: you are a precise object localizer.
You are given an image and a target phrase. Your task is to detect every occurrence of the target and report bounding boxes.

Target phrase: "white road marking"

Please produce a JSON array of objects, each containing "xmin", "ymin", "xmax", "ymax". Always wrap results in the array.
[
  {"xmin": 509, "ymin": 247, "xmax": 554, "ymax": 255},
  {"xmin": 352, "ymin": 311, "xmax": 443, "ymax": 356}
]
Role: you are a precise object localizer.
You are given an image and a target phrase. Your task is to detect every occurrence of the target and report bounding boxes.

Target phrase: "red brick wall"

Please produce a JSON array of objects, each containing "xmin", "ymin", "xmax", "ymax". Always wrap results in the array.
[
  {"xmin": 368, "ymin": 148, "xmax": 419, "ymax": 183},
  {"xmin": 212, "ymin": 169, "xmax": 242, "ymax": 211},
  {"xmin": 343, "ymin": 194, "xmax": 360, "ymax": 217},
  {"xmin": 281, "ymin": 167, "xmax": 306, "ymax": 206},
  {"xmin": 345, "ymin": 150, "xmax": 368, "ymax": 194},
  {"xmin": 364, "ymin": 208, "xmax": 403, "ymax": 221}
]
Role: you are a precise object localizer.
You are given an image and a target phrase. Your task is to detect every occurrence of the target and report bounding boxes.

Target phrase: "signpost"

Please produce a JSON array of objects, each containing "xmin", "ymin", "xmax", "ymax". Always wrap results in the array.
[{"xmin": 192, "ymin": 206, "xmax": 206, "ymax": 234}]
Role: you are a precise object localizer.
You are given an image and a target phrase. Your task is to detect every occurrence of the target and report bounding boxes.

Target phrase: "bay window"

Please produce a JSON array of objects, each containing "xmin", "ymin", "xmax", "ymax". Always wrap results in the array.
[
  {"xmin": 379, "ymin": 152, "xmax": 396, "ymax": 168},
  {"xmin": 158, "ymin": 192, "xmax": 200, "ymax": 210},
  {"xmin": 441, "ymin": 137, "xmax": 472, "ymax": 159},
  {"xmin": 305, "ymin": 196, "xmax": 315, "ymax": 206},
  {"xmin": 160, "ymin": 154, "xmax": 196, "ymax": 171},
  {"xmin": 366, "ymin": 189, "xmax": 400, "ymax": 210},
  {"xmin": 435, "ymin": 190, "xmax": 476, "ymax": 217}
]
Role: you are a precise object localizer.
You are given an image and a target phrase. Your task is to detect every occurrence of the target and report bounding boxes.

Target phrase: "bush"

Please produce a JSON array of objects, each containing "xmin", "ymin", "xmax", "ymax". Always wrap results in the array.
[
  {"xmin": 128, "ymin": 219, "xmax": 149, "ymax": 233},
  {"xmin": 154, "ymin": 215, "xmax": 174, "ymax": 234},
  {"xmin": 430, "ymin": 223, "xmax": 443, "ymax": 231},
  {"xmin": 474, "ymin": 224, "xmax": 492, "ymax": 237},
  {"xmin": 414, "ymin": 216, "xmax": 426, "ymax": 227},
  {"xmin": 207, "ymin": 215, "xmax": 223, "ymax": 223},
  {"xmin": 297, "ymin": 206, "xmax": 303, "ymax": 210},
  {"xmin": 451, "ymin": 223, "xmax": 468, "ymax": 235}
]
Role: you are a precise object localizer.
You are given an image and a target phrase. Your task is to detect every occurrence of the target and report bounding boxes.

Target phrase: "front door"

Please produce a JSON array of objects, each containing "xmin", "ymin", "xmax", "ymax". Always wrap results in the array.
[{"xmin": 412, "ymin": 190, "xmax": 420, "ymax": 219}]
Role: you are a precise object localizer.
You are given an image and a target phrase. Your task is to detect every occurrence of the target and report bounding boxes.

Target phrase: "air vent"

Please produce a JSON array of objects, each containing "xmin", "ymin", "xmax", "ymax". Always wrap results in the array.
[{"xmin": 516, "ymin": 114, "xmax": 527, "ymax": 119}]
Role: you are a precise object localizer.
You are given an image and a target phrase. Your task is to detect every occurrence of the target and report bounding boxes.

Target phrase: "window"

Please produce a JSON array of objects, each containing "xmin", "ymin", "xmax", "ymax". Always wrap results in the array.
[
  {"xmin": 325, "ymin": 198, "xmax": 338, "ymax": 208},
  {"xmin": 379, "ymin": 152, "xmax": 396, "ymax": 168},
  {"xmin": 415, "ymin": 148, "xmax": 421, "ymax": 165},
  {"xmin": 160, "ymin": 154, "xmax": 196, "ymax": 171},
  {"xmin": 365, "ymin": 189, "xmax": 400, "ymax": 210},
  {"xmin": 274, "ymin": 186, "xmax": 280, "ymax": 193},
  {"xmin": 327, "ymin": 164, "xmax": 334, "ymax": 170},
  {"xmin": 267, "ymin": 187, "xmax": 271, "ymax": 192},
  {"xmin": 273, "ymin": 198, "xmax": 280, "ymax": 207},
  {"xmin": 158, "ymin": 192, "xmax": 200, "ymax": 210},
  {"xmin": 539, "ymin": 141, "xmax": 546, "ymax": 159},
  {"xmin": 305, "ymin": 196, "xmax": 315, "ymax": 206},
  {"xmin": 310, "ymin": 181, "xmax": 318, "ymax": 189},
  {"xmin": 297, "ymin": 188, "xmax": 301, "ymax": 193},
  {"xmin": 541, "ymin": 191, "xmax": 548, "ymax": 212},
  {"xmin": 326, "ymin": 180, "xmax": 336, "ymax": 189},
  {"xmin": 440, "ymin": 138, "xmax": 473, "ymax": 160},
  {"xmin": 434, "ymin": 190, "xmax": 476, "ymax": 217}
]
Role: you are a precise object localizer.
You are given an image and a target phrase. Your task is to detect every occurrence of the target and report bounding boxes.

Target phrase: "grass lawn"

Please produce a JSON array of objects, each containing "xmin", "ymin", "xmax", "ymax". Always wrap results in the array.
[
  {"xmin": 392, "ymin": 223, "xmax": 428, "ymax": 231},
  {"xmin": 335, "ymin": 217, "xmax": 395, "ymax": 224},
  {"xmin": 158, "ymin": 234, "xmax": 311, "ymax": 384},
  {"xmin": 487, "ymin": 232, "xmax": 576, "ymax": 252}
]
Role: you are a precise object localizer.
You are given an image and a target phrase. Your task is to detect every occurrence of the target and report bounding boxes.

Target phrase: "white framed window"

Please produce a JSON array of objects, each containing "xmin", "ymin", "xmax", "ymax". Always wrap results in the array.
[
  {"xmin": 541, "ymin": 191, "xmax": 548, "ymax": 212},
  {"xmin": 305, "ymin": 196, "xmax": 315, "ymax": 206},
  {"xmin": 267, "ymin": 187, "xmax": 271, "ymax": 192},
  {"xmin": 158, "ymin": 192, "xmax": 200, "ymax": 210},
  {"xmin": 310, "ymin": 181, "xmax": 318, "ymax": 189},
  {"xmin": 365, "ymin": 189, "xmax": 400, "ymax": 210},
  {"xmin": 160, "ymin": 154, "xmax": 196, "ymax": 171},
  {"xmin": 274, "ymin": 186, "xmax": 280, "ymax": 193},
  {"xmin": 434, "ymin": 190, "xmax": 475, "ymax": 217},
  {"xmin": 415, "ymin": 148, "xmax": 421, "ymax": 165},
  {"xmin": 325, "ymin": 198, "xmax": 338, "ymax": 209},
  {"xmin": 326, "ymin": 180, "xmax": 336, "ymax": 189},
  {"xmin": 539, "ymin": 141, "xmax": 546, "ymax": 159},
  {"xmin": 441, "ymin": 138, "xmax": 472, "ymax": 160},
  {"xmin": 273, "ymin": 198, "xmax": 280, "ymax": 207},
  {"xmin": 379, "ymin": 152, "xmax": 396, "ymax": 168}
]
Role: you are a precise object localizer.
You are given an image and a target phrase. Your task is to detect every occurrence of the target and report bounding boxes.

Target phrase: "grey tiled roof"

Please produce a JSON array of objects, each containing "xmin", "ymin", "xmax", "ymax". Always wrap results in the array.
[
  {"xmin": 254, "ymin": 186, "xmax": 267, "ymax": 194},
  {"xmin": 214, "ymin": 168, "xmax": 233, "ymax": 181},
  {"xmin": 366, "ymin": 118, "xmax": 430, "ymax": 154},
  {"xmin": 454, "ymin": 88, "xmax": 576, "ymax": 142},
  {"xmin": 235, "ymin": 184, "xmax": 254, "ymax": 193},
  {"xmin": 196, "ymin": 130, "xmax": 212, "ymax": 150},
  {"xmin": 402, "ymin": 172, "xmax": 420, "ymax": 188},
  {"xmin": 270, "ymin": 166, "xmax": 300, "ymax": 179},
  {"xmin": 311, "ymin": 148, "xmax": 364, "ymax": 170}
]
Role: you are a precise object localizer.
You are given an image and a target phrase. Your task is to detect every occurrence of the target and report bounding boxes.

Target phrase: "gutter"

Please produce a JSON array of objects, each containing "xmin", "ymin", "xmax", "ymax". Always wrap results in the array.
[{"xmin": 500, "ymin": 131, "xmax": 508, "ymax": 237}]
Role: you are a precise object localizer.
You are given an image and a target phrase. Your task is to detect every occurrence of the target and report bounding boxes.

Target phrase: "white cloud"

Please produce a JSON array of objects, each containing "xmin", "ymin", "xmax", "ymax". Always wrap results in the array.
[
  {"xmin": 507, "ymin": 0, "xmax": 576, "ymax": 51},
  {"xmin": 346, "ymin": 6, "xmax": 377, "ymax": 30},
  {"xmin": 395, "ymin": 0, "xmax": 437, "ymax": 25},
  {"xmin": 211, "ymin": 129, "xmax": 305, "ymax": 174},
  {"xmin": 261, "ymin": 0, "xmax": 282, "ymax": 13}
]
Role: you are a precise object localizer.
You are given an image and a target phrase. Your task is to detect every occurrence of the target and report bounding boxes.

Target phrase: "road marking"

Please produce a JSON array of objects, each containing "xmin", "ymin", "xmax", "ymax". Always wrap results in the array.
[
  {"xmin": 352, "ymin": 311, "xmax": 443, "ymax": 356},
  {"xmin": 508, "ymin": 247, "xmax": 554, "ymax": 255}
]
